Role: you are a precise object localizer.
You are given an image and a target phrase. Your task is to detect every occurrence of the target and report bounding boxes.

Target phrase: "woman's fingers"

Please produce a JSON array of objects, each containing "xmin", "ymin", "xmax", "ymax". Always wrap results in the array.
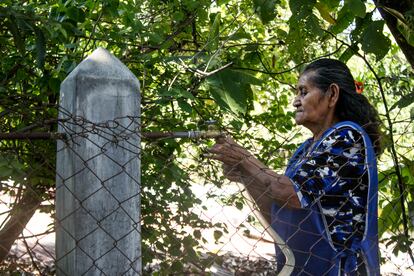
[
  {"xmin": 209, "ymin": 140, "xmax": 249, "ymax": 156},
  {"xmin": 207, "ymin": 152, "xmax": 242, "ymax": 165},
  {"xmin": 206, "ymin": 136, "xmax": 252, "ymax": 167},
  {"xmin": 204, "ymin": 137, "xmax": 253, "ymax": 183}
]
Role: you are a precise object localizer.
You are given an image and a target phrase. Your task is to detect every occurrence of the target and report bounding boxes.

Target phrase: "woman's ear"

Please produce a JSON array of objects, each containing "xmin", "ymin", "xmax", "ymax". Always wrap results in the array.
[{"xmin": 328, "ymin": 83, "xmax": 340, "ymax": 108}]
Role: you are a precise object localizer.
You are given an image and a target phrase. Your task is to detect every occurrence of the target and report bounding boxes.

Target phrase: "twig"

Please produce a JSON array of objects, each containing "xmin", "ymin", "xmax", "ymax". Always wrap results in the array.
[
  {"xmin": 81, "ymin": 6, "xmax": 103, "ymax": 60},
  {"xmin": 22, "ymin": 235, "xmax": 42, "ymax": 275},
  {"xmin": 179, "ymin": 59, "xmax": 233, "ymax": 78},
  {"xmin": 17, "ymin": 229, "xmax": 54, "ymax": 240}
]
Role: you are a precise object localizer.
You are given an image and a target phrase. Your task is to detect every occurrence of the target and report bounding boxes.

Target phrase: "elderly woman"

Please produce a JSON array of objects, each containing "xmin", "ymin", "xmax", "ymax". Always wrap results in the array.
[{"xmin": 208, "ymin": 59, "xmax": 381, "ymax": 275}]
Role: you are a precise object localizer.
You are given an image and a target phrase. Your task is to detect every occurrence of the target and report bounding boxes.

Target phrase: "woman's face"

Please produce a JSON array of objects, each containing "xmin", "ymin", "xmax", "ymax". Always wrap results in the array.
[{"xmin": 292, "ymin": 72, "xmax": 331, "ymax": 130}]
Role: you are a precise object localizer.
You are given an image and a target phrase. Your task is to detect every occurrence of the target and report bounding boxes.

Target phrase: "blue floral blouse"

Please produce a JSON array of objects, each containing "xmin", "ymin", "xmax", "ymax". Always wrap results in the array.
[{"xmin": 289, "ymin": 125, "xmax": 369, "ymax": 251}]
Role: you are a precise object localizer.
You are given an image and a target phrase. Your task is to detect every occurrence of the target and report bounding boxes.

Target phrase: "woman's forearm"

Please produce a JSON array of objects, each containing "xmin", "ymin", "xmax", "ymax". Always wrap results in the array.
[
  {"xmin": 206, "ymin": 136, "xmax": 301, "ymax": 223},
  {"xmin": 238, "ymin": 156, "xmax": 301, "ymax": 222}
]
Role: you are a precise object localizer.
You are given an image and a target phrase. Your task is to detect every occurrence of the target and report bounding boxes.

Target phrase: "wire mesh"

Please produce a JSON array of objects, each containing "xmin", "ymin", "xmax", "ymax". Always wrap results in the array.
[
  {"xmin": 54, "ymin": 107, "xmax": 141, "ymax": 275},
  {"xmin": 2, "ymin": 0, "xmax": 414, "ymax": 274},
  {"xmin": 0, "ymin": 99, "xmax": 413, "ymax": 275}
]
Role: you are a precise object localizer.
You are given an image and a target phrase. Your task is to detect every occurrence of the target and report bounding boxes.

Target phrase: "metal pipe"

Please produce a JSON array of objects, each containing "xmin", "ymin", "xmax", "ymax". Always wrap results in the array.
[
  {"xmin": 142, "ymin": 130, "xmax": 224, "ymax": 139},
  {"xmin": 0, "ymin": 131, "xmax": 224, "ymax": 141}
]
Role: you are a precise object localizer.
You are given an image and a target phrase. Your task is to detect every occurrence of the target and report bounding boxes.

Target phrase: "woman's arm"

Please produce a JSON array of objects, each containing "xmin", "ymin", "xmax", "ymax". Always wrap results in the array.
[{"xmin": 208, "ymin": 137, "xmax": 300, "ymax": 224}]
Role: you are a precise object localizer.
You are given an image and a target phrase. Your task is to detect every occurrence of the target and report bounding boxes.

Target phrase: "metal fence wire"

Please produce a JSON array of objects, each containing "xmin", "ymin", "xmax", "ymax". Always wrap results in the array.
[
  {"xmin": 55, "ymin": 107, "xmax": 142, "ymax": 275},
  {"xmin": 0, "ymin": 102, "xmax": 413, "ymax": 275}
]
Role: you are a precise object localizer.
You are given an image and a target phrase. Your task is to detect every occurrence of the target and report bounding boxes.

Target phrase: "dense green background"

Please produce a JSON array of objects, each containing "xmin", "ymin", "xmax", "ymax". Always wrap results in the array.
[{"xmin": 1, "ymin": 0, "xmax": 414, "ymax": 273}]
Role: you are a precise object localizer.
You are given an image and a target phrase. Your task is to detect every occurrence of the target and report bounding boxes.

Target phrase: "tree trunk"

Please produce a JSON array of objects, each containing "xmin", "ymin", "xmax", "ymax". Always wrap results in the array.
[
  {"xmin": 0, "ymin": 189, "xmax": 42, "ymax": 262},
  {"xmin": 374, "ymin": 0, "xmax": 414, "ymax": 69}
]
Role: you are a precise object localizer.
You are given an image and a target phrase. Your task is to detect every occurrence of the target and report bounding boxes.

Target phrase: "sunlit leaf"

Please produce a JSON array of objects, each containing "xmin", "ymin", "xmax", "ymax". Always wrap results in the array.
[{"xmin": 315, "ymin": 2, "xmax": 336, "ymax": 24}]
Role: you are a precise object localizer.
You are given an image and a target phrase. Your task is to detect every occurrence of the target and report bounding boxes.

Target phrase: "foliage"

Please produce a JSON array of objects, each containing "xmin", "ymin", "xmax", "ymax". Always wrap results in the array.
[{"xmin": 0, "ymin": 0, "xmax": 414, "ymax": 273}]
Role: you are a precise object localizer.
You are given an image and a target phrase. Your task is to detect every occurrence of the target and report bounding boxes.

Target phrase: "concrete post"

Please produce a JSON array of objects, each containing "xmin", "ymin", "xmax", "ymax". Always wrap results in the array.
[{"xmin": 56, "ymin": 48, "xmax": 141, "ymax": 275}]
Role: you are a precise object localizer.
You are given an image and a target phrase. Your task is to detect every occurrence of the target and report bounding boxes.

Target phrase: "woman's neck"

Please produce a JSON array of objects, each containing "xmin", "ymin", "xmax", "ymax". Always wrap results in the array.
[{"xmin": 309, "ymin": 117, "xmax": 340, "ymax": 140}]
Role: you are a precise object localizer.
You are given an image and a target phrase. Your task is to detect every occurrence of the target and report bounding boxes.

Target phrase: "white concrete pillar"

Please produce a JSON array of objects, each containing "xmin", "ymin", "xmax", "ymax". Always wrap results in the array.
[{"xmin": 56, "ymin": 47, "xmax": 141, "ymax": 275}]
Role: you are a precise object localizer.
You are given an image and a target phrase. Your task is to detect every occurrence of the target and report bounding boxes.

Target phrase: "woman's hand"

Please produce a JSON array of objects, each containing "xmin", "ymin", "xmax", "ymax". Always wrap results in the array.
[
  {"xmin": 207, "ymin": 136, "xmax": 301, "ymax": 217},
  {"xmin": 207, "ymin": 136, "xmax": 252, "ymax": 167},
  {"xmin": 207, "ymin": 136, "xmax": 253, "ymax": 183}
]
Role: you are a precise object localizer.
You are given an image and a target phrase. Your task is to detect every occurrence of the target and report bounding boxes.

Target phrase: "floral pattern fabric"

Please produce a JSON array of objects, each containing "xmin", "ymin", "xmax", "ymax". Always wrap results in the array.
[{"xmin": 289, "ymin": 126, "xmax": 369, "ymax": 251}]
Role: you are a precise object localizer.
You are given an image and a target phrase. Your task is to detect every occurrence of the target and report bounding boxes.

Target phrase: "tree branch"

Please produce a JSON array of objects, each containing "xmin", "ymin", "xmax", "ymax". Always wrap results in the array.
[
  {"xmin": 0, "ymin": 188, "xmax": 42, "ymax": 262},
  {"xmin": 374, "ymin": 0, "xmax": 414, "ymax": 70}
]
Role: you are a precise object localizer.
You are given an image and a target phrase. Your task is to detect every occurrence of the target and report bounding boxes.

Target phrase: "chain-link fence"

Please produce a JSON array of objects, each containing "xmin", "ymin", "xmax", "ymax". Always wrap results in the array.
[
  {"xmin": 0, "ymin": 48, "xmax": 414, "ymax": 275},
  {"xmin": 2, "ymin": 118, "xmax": 413, "ymax": 275}
]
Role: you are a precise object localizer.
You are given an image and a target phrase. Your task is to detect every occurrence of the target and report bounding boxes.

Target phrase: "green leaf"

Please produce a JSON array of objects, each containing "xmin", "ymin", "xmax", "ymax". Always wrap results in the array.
[
  {"xmin": 346, "ymin": 0, "xmax": 366, "ymax": 18},
  {"xmin": 306, "ymin": 13, "xmax": 324, "ymax": 37},
  {"xmin": 315, "ymin": 2, "xmax": 336, "ymax": 24},
  {"xmin": 235, "ymin": 70, "xmax": 263, "ymax": 86},
  {"xmin": 339, "ymin": 43, "xmax": 359, "ymax": 63},
  {"xmin": 5, "ymin": 17, "xmax": 25, "ymax": 54},
  {"xmin": 229, "ymin": 28, "xmax": 251, "ymax": 41},
  {"xmin": 286, "ymin": 28, "xmax": 305, "ymax": 62},
  {"xmin": 170, "ymin": 260, "xmax": 183, "ymax": 271},
  {"xmin": 379, "ymin": 200, "xmax": 401, "ymax": 237},
  {"xmin": 350, "ymin": 14, "xmax": 372, "ymax": 42},
  {"xmin": 103, "ymin": 0, "xmax": 120, "ymax": 18},
  {"xmin": 168, "ymin": 245, "xmax": 182, "ymax": 257},
  {"xmin": 193, "ymin": 229, "xmax": 201, "ymax": 239},
  {"xmin": 330, "ymin": 7, "xmax": 354, "ymax": 35},
  {"xmin": 401, "ymin": 157, "xmax": 414, "ymax": 183},
  {"xmin": 0, "ymin": 167, "xmax": 13, "ymax": 179},
  {"xmin": 253, "ymin": 0, "xmax": 279, "ymax": 24},
  {"xmin": 185, "ymin": 247, "xmax": 199, "ymax": 262},
  {"xmin": 34, "ymin": 27, "xmax": 46, "ymax": 69},
  {"xmin": 178, "ymin": 89, "xmax": 195, "ymax": 100},
  {"xmin": 177, "ymin": 99, "xmax": 192, "ymax": 114},
  {"xmin": 389, "ymin": 92, "xmax": 414, "ymax": 111},
  {"xmin": 213, "ymin": 230, "xmax": 223, "ymax": 241},
  {"xmin": 318, "ymin": 0, "xmax": 340, "ymax": 10},
  {"xmin": 289, "ymin": 0, "xmax": 315, "ymax": 14},
  {"xmin": 207, "ymin": 69, "xmax": 255, "ymax": 114},
  {"xmin": 211, "ymin": 86, "xmax": 245, "ymax": 114},
  {"xmin": 66, "ymin": 6, "xmax": 86, "ymax": 22},
  {"xmin": 397, "ymin": 20, "xmax": 414, "ymax": 47},
  {"xmin": 217, "ymin": 0, "xmax": 231, "ymax": 4},
  {"xmin": 48, "ymin": 78, "xmax": 61, "ymax": 93},
  {"xmin": 56, "ymin": 23, "xmax": 68, "ymax": 39},
  {"xmin": 207, "ymin": 13, "xmax": 221, "ymax": 52},
  {"xmin": 172, "ymin": 11, "xmax": 185, "ymax": 22},
  {"xmin": 361, "ymin": 21, "xmax": 391, "ymax": 60}
]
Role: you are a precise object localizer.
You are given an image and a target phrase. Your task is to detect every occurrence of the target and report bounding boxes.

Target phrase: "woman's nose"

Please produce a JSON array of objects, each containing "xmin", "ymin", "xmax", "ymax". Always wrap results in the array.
[{"xmin": 292, "ymin": 97, "xmax": 300, "ymax": 108}]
